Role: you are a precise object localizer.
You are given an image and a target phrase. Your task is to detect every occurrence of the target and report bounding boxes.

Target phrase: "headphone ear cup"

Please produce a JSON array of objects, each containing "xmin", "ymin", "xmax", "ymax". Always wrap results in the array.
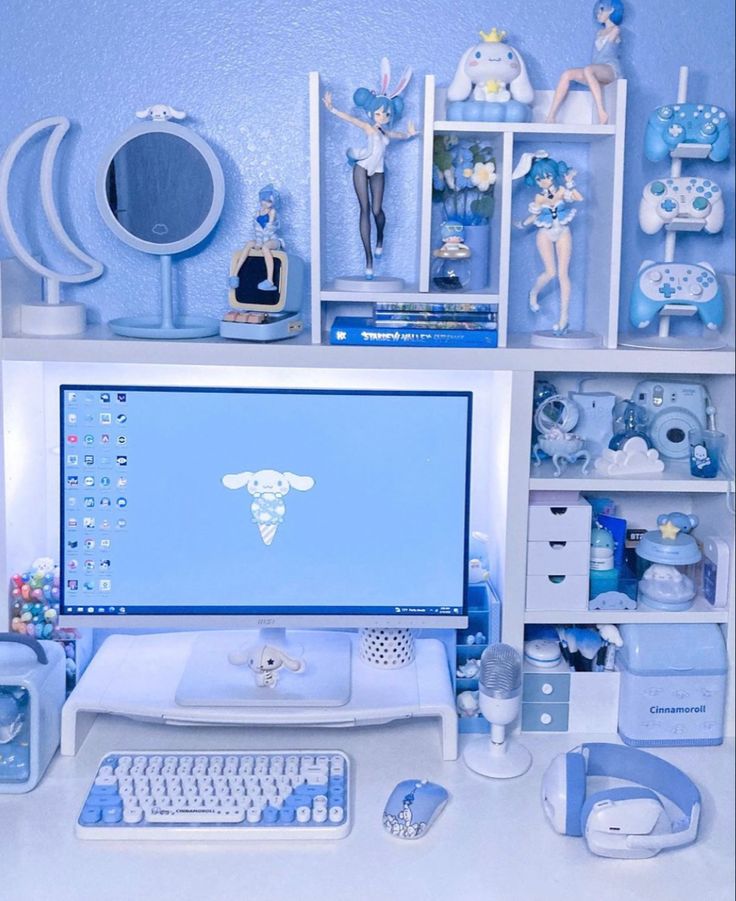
[
  {"xmin": 564, "ymin": 751, "xmax": 587, "ymax": 836},
  {"xmin": 541, "ymin": 749, "xmax": 586, "ymax": 835},
  {"xmin": 582, "ymin": 787, "xmax": 668, "ymax": 857}
]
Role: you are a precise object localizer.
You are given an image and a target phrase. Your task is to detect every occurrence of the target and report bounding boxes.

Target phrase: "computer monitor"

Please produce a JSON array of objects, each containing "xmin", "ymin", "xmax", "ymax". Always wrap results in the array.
[{"xmin": 59, "ymin": 385, "xmax": 472, "ymax": 705}]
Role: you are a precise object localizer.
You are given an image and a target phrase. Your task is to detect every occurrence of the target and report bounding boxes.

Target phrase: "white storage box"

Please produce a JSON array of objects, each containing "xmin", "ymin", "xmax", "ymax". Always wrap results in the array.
[
  {"xmin": 527, "ymin": 540, "xmax": 590, "ymax": 575},
  {"xmin": 617, "ymin": 623, "xmax": 727, "ymax": 747},
  {"xmin": 526, "ymin": 574, "xmax": 589, "ymax": 611},
  {"xmin": 528, "ymin": 492, "xmax": 592, "ymax": 541}
]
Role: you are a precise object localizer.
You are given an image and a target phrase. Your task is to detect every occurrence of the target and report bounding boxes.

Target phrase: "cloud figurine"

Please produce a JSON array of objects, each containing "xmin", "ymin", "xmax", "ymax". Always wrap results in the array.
[
  {"xmin": 222, "ymin": 468, "xmax": 315, "ymax": 545},
  {"xmin": 594, "ymin": 436, "xmax": 665, "ymax": 477}
]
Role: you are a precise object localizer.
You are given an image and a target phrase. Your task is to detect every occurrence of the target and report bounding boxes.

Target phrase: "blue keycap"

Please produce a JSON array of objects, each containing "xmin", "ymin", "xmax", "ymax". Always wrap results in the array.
[
  {"xmin": 80, "ymin": 806, "xmax": 102, "ymax": 825},
  {"xmin": 262, "ymin": 806, "xmax": 279, "ymax": 824},
  {"xmin": 102, "ymin": 805, "xmax": 123, "ymax": 824},
  {"xmin": 88, "ymin": 785, "xmax": 119, "ymax": 799},
  {"xmin": 279, "ymin": 808, "xmax": 296, "ymax": 823}
]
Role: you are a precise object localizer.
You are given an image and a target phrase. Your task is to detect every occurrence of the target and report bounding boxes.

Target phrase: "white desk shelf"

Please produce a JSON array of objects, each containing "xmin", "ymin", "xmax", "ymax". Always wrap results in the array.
[{"xmin": 60, "ymin": 632, "xmax": 459, "ymax": 760}]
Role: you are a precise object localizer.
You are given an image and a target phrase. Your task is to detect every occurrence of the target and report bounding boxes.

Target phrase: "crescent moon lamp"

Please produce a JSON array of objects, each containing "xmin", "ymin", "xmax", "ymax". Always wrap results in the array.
[{"xmin": 0, "ymin": 116, "xmax": 103, "ymax": 336}]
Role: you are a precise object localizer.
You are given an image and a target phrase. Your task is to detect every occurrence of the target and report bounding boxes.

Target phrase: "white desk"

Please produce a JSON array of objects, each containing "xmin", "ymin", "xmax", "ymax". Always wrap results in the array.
[{"xmin": 1, "ymin": 719, "xmax": 734, "ymax": 901}]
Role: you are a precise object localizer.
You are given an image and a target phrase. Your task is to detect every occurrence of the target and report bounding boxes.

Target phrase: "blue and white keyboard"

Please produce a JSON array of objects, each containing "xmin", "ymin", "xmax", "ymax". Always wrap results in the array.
[{"xmin": 76, "ymin": 750, "xmax": 351, "ymax": 840}]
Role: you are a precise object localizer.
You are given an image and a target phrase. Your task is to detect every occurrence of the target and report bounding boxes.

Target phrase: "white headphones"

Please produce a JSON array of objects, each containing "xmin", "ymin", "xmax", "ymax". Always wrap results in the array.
[{"xmin": 541, "ymin": 743, "xmax": 701, "ymax": 859}]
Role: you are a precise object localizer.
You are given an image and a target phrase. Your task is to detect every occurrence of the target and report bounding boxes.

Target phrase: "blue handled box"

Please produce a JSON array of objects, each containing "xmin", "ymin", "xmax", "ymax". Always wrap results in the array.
[
  {"xmin": 616, "ymin": 623, "xmax": 727, "ymax": 747},
  {"xmin": 0, "ymin": 635, "xmax": 66, "ymax": 792}
]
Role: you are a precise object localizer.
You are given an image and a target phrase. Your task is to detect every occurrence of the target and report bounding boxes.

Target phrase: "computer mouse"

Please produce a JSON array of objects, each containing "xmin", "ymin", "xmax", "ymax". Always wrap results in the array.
[{"xmin": 382, "ymin": 779, "xmax": 449, "ymax": 839}]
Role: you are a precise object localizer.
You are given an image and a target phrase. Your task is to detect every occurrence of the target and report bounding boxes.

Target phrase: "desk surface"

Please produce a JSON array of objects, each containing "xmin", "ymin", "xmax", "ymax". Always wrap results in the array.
[{"xmin": 1, "ymin": 718, "xmax": 734, "ymax": 901}]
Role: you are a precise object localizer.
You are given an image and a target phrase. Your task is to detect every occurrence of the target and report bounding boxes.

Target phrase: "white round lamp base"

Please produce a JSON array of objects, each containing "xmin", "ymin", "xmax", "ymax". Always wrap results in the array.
[
  {"xmin": 20, "ymin": 301, "xmax": 86, "ymax": 336},
  {"xmin": 530, "ymin": 329, "xmax": 600, "ymax": 349},
  {"xmin": 619, "ymin": 332, "xmax": 727, "ymax": 351},
  {"xmin": 332, "ymin": 275, "xmax": 405, "ymax": 293},
  {"xmin": 108, "ymin": 316, "xmax": 220, "ymax": 339},
  {"xmin": 463, "ymin": 736, "xmax": 532, "ymax": 779}
]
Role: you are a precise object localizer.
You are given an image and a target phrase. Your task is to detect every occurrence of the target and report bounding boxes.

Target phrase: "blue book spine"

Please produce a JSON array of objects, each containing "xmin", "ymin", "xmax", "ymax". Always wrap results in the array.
[
  {"xmin": 330, "ymin": 317, "xmax": 498, "ymax": 348},
  {"xmin": 373, "ymin": 312, "xmax": 497, "ymax": 325},
  {"xmin": 374, "ymin": 302, "xmax": 496, "ymax": 313}
]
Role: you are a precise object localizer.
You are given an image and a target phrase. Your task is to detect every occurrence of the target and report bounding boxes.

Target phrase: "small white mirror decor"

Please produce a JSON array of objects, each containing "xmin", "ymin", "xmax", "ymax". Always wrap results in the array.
[
  {"xmin": 96, "ymin": 106, "xmax": 224, "ymax": 339},
  {"xmin": 0, "ymin": 116, "xmax": 103, "ymax": 335}
]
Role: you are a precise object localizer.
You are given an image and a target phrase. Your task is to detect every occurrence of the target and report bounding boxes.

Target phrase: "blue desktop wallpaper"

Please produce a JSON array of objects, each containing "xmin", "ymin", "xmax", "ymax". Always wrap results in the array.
[
  {"xmin": 0, "ymin": 0, "xmax": 733, "ymax": 336},
  {"xmin": 60, "ymin": 388, "xmax": 470, "ymax": 613}
]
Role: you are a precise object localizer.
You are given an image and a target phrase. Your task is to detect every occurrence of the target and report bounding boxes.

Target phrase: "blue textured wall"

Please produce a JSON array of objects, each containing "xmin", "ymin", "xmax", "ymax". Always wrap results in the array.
[{"xmin": 1, "ymin": 0, "xmax": 733, "ymax": 329}]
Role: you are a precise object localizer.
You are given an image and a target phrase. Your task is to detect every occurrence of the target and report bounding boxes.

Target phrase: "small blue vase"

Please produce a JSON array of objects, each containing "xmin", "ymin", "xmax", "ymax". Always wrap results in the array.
[{"xmin": 462, "ymin": 223, "xmax": 491, "ymax": 291}]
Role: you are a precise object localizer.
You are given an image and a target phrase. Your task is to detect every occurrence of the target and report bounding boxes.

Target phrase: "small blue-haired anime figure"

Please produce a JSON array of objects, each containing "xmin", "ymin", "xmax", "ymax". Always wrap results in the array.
[
  {"xmin": 230, "ymin": 184, "xmax": 283, "ymax": 291},
  {"xmin": 513, "ymin": 151, "xmax": 584, "ymax": 334},
  {"xmin": 323, "ymin": 59, "xmax": 418, "ymax": 279},
  {"xmin": 546, "ymin": 1, "xmax": 624, "ymax": 124}
]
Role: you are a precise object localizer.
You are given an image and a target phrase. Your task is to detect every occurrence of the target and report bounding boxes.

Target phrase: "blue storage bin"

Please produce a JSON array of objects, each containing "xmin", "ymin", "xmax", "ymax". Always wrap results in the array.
[
  {"xmin": 0, "ymin": 634, "xmax": 65, "ymax": 792},
  {"xmin": 454, "ymin": 582, "xmax": 502, "ymax": 733}
]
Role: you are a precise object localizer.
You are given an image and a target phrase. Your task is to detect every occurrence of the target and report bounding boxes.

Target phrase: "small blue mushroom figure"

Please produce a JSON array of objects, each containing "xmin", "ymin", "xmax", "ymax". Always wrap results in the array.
[{"xmin": 222, "ymin": 468, "xmax": 315, "ymax": 545}]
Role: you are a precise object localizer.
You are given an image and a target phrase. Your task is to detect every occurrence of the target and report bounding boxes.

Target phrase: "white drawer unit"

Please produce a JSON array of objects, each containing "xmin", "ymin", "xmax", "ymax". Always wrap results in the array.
[
  {"xmin": 526, "ymin": 574, "xmax": 590, "ymax": 611},
  {"xmin": 526, "ymin": 493, "xmax": 592, "ymax": 612},
  {"xmin": 522, "ymin": 667, "xmax": 620, "ymax": 734},
  {"xmin": 527, "ymin": 492, "xmax": 592, "ymax": 541},
  {"xmin": 526, "ymin": 540, "xmax": 590, "ymax": 575}
]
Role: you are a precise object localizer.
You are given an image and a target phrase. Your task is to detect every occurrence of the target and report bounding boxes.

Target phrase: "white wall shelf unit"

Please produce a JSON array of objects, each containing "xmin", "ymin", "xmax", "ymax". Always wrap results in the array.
[
  {"xmin": 308, "ymin": 74, "xmax": 626, "ymax": 349},
  {"xmin": 420, "ymin": 77, "xmax": 627, "ymax": 350}
]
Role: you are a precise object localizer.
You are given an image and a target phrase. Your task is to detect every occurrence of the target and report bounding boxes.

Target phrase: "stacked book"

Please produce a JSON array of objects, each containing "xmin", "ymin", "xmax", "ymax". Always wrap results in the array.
[{"xmin": 330, "ymin": 302, "xmax": 498, "ymax": 347}]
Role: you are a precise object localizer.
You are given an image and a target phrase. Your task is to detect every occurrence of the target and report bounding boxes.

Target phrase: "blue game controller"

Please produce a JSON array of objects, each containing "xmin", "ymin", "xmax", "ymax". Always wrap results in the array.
[
  {"xmin": 644, "ymin": 103, "xmax": 730, "ymax": 162},
  {"xmin": 630, "ymin": 260, "xmax": 723, "ymax": 331}
]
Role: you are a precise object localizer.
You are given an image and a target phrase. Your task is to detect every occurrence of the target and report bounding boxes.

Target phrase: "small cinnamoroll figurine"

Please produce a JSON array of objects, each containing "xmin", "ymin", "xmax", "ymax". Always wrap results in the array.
[
  {"xmin": 468, "ymin": 558, "xmax": 489, "ymax": 584},
  {"xmin": 465, "ymin": 631, "xmax": 487, "ymax": 646},
  {"xmin": 456, "ymin": 690, "xmax": 480, "ymax": 717},
  {"xmin": 456, "ymin": 658, "xmax": 482, "ymax": 679},
  {"xmin": 135, "ymin": 104, "xmax": 186, "ymax": 122},
  {"xmin": 447, "ymin": 28, "xmax": 534, "ymax": 122},
  {"xmin": 431, "ymin": 221, "xmax": 472, "ymax": 292},
  {"xmin": 228, "ymin": 643, "xmax": 305, "ymax": 689}
]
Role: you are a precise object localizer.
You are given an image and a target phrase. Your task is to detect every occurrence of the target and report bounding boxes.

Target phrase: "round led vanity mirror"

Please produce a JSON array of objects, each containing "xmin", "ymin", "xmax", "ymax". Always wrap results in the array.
[{"xmin": 96, "ymin": 107, "xmax": 225, "ymax": 338}]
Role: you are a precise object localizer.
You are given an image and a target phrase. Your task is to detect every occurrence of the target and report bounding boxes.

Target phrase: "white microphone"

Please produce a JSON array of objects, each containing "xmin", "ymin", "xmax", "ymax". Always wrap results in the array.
[{"xmin": 463, "ymin": 643, "xmax": 532, "ymax": 779}]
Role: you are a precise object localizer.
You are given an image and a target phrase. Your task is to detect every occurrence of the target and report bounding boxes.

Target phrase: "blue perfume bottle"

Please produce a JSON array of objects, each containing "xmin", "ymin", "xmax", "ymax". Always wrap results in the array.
[{"xmin": 608, "ymin": 401, "xmax": 652, "ymax": 451}]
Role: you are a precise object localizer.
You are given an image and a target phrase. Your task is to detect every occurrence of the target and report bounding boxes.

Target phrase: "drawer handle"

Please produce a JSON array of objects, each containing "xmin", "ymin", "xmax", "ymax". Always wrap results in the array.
[
  {"xmin": 540, "ymin": 713, "xmax": 553, "ymax": 725},
  {"xmin": 542, "ymin": 683, "xmax": 554, "ymax": 695},
  {"xmin": 550, "ymin": 507, "xmax": 568, "ymax": 516},
  {"xmin": 549, "ymin": 541, "xmax": 567, "ymax": 549},
  {"xmin": 548, "ymin": 575, "xmax": 566, "ymax": 584}
]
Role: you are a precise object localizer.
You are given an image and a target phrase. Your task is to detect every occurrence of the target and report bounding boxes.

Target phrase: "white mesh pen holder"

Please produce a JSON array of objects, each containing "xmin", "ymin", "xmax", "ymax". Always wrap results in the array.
[{"xmin": 358, "ymin": 628, "xmax": 416, "ymax": 668}]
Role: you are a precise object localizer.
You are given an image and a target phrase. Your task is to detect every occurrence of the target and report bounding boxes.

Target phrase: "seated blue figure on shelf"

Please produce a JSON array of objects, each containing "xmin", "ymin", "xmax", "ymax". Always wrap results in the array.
[
  {"xmin": 446, "ymin": 28, "xmax": 534, "ymax": 123},
  {"xmin": 221, "ymin": 184, "xmax": 305, "ymax": 342}
]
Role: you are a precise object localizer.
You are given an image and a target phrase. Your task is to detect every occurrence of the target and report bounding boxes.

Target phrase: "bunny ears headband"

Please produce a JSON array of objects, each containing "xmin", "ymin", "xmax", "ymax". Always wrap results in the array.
[
  {"xmin": 378, "ymin": 57, "xmax": 412, "ymax": 98},
  {"xmin": 512, "ymin": 149, "xmax": 549, "ymax": 181}
]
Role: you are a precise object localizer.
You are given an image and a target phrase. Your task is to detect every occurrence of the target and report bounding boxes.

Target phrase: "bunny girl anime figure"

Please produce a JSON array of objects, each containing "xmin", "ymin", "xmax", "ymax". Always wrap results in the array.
[
  {"xmin": 546, "ymin": 1, "xmax": 624, "ymax": 125},
  {"xmin": 323, "ymin": 59, "xmax": 417, "ymax": 279},
  {"xmin": 230, "ymin": 184, "xmax": 283, "ymax": 291},
  {"xmin": 513, "ymin": 151, "xmax": 583, "ymax": 334}
]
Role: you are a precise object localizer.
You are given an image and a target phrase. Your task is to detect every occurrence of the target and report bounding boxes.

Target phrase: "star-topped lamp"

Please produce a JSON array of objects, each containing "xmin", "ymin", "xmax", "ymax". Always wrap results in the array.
[{"xmin": 635, "ymin": 512, "xmax": 702, "ymax": 611}]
